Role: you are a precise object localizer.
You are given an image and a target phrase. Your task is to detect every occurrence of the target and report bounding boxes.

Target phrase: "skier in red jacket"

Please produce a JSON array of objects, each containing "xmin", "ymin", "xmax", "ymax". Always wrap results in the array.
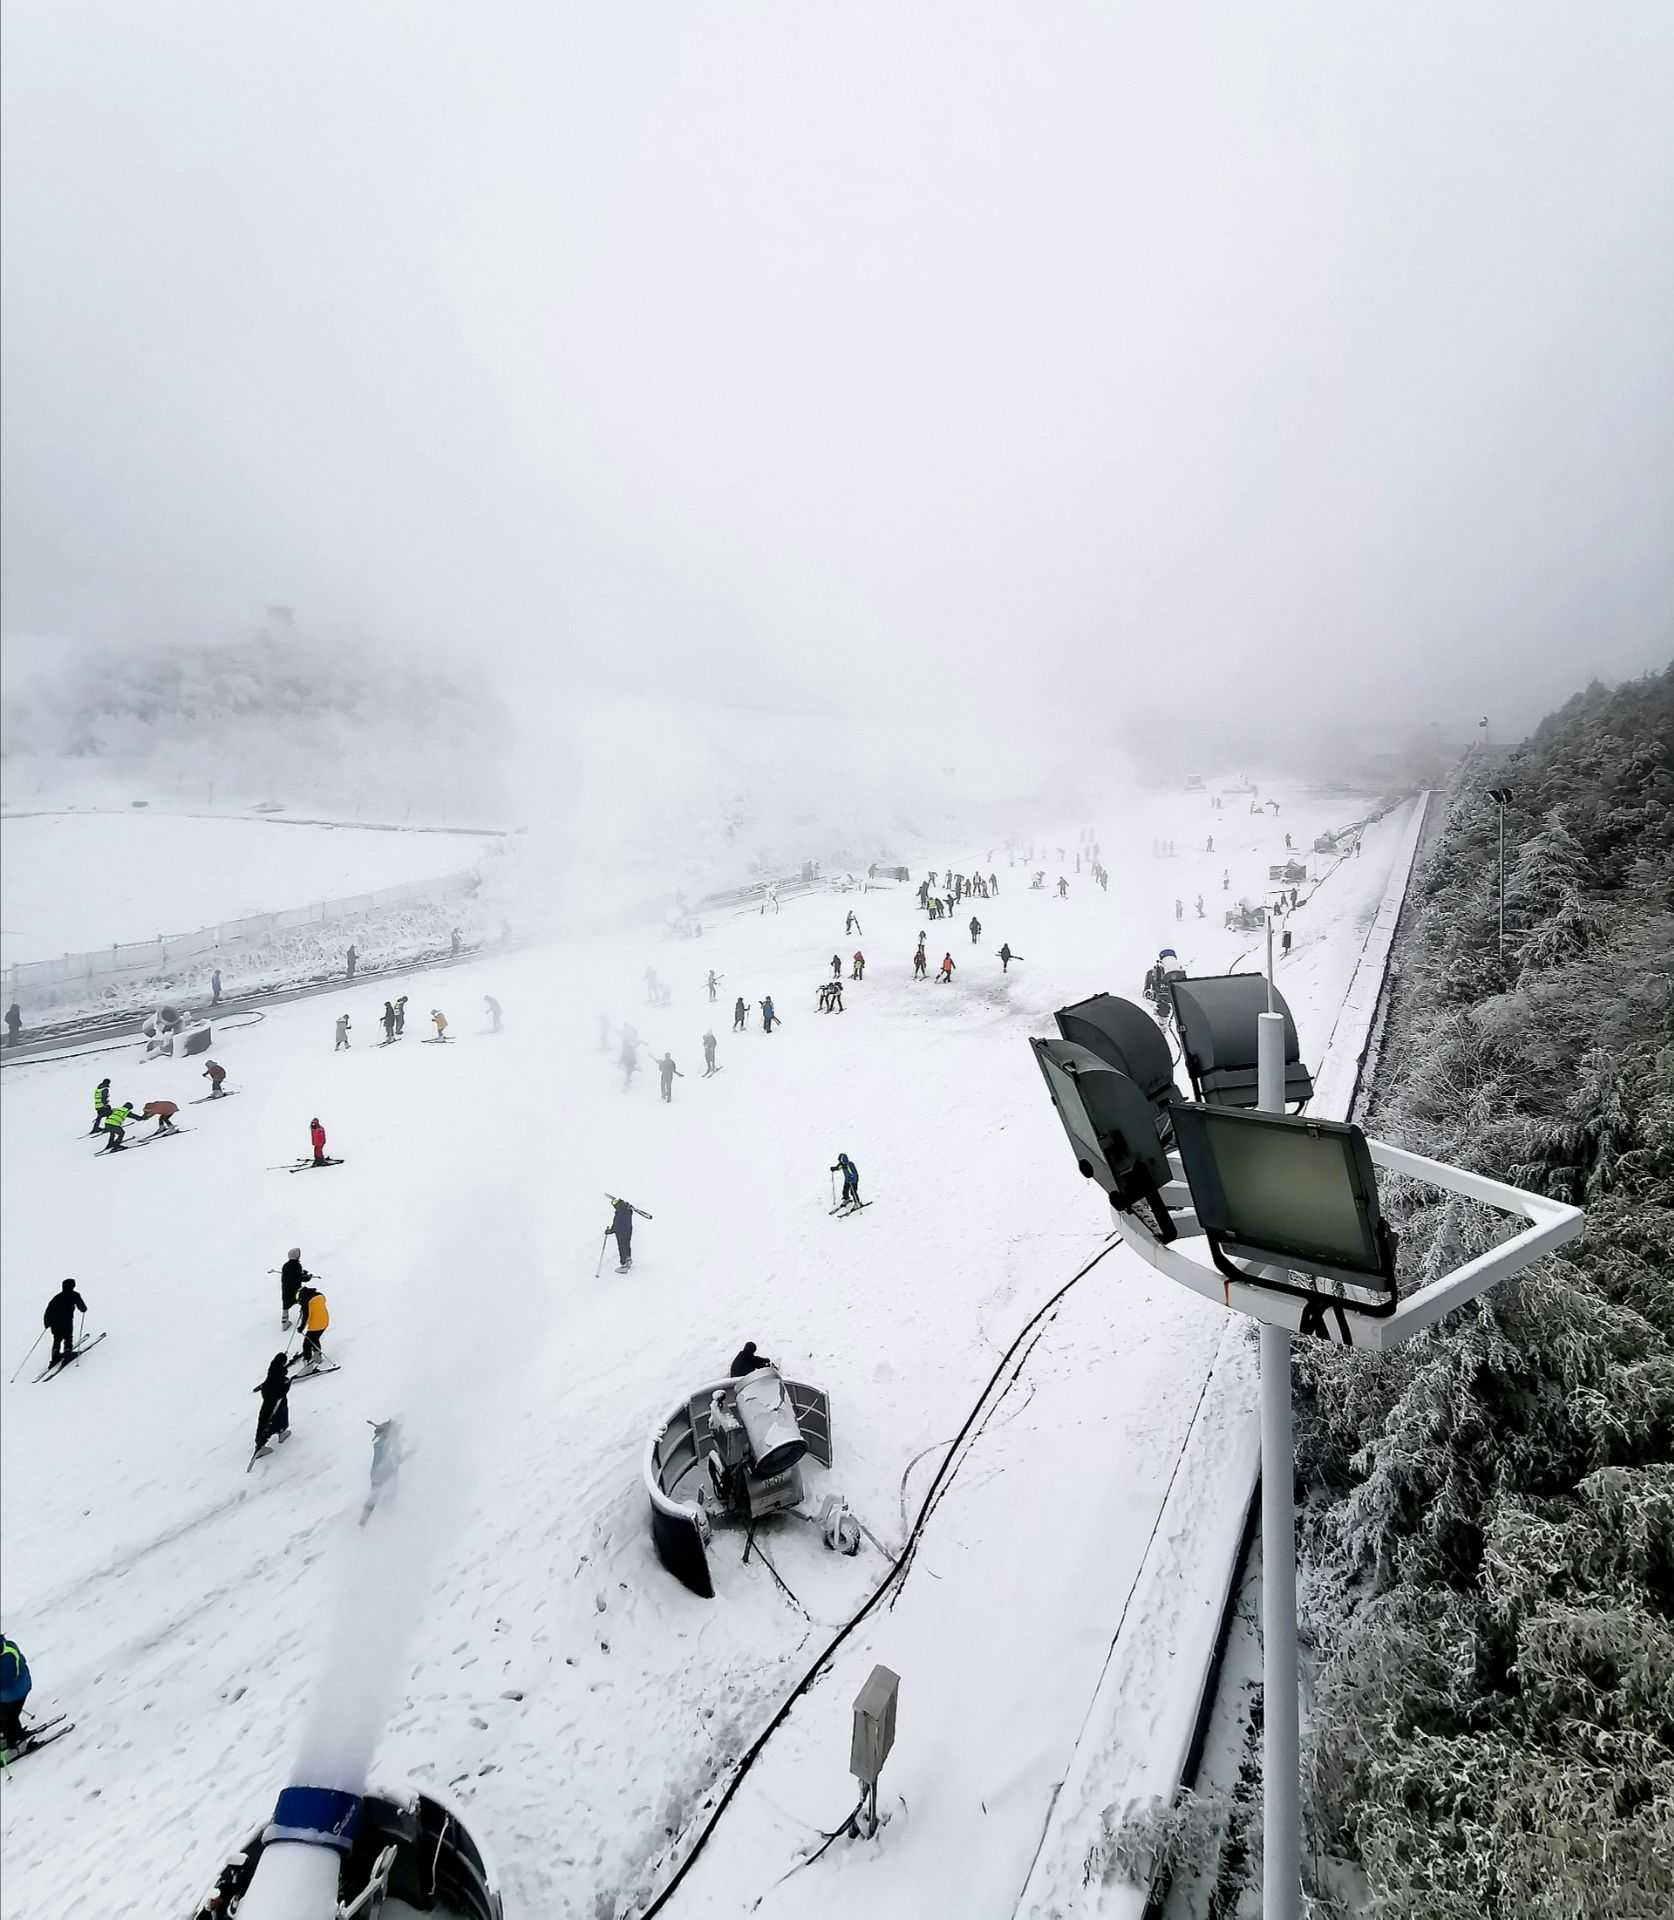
[{"xmin": 309, "ymin": 1117, "xmax": 327, "ymax": 1165}]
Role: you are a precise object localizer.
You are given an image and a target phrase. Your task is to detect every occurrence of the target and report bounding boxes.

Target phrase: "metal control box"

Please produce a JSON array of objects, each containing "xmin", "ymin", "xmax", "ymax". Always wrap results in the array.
[{"xmin": 850, "ymin": 1664, "xmax": 900, "ymax": 1787}]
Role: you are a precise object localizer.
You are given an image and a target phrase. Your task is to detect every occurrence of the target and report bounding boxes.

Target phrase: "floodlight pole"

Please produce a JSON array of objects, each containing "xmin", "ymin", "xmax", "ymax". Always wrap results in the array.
[{"xmin": 1257, "ymin": 1011, "xmax": 1301, "ymax": 1920}]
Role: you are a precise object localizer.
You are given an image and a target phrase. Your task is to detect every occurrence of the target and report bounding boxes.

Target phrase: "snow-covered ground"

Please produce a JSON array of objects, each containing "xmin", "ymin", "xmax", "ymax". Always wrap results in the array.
[
  {"xmin": 0, "ymin": 812, "xmax": 498, "ymax": 968},
  {"xmin": 0, "ymin": 780, "xmax": 1407, "ymax": 1918}
]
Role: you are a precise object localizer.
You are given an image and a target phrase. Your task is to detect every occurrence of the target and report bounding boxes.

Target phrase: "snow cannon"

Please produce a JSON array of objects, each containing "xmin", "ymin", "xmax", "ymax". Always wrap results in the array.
[
  {"xmin": 193, "ymin": 1783, "xmax": 503, "ymax": 1920},
  {"xmin": 646, "ymin": 1369, "xmax": 833, "ymax": 1597}
]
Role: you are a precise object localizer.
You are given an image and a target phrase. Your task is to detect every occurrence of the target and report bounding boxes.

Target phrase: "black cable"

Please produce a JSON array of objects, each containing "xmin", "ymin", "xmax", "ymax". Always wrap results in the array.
[{"xmin": 634, "ymin": 1235, "xmax": 1123, "ymax": 1918}]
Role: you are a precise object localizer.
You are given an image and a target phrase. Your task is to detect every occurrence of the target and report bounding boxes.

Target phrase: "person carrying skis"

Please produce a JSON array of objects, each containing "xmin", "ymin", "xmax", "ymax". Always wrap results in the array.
[
  {"xmin": 90, "ymin": 1077, "xmax": 112, "ymax": 1136},
  {"xmin": 140, "ymin": 1099, "xmax": 179, "ymax": 1135},
  {"xmin": 656, "ymin": 1052, "xmax": 684, "ymax": 1101},
  {"xmin": 831, "ymin": 1152, "xmax": 860, "ymax": 1207},
  {"xmin": 43, "ymin": 1280, "xmax": 87, "ymax": 1370},
  {"xmin": 484, "ymin": 994, "xmax": 503, "ymax": 1033},
  {"xmin": 607, "ymin": 1195, "xmax": 649, "ymax": 1272},
  {"xmin": 707, "ymin": 970, "xmax": 720, "ymax": 1003},
  {"xmin": 913, "ymin": 942, "xmax": 928, "ymax": 979},
  {"xmin": 731, "ymin": 1340, "xmax": 774, "ymax": 1376},
  {"xmin": 359, "ymin": 1418, "xmax": 406, "ymax": 1526},
  {"xmin": 334, "ymin": 1014, "xmax": 351, "ymax": 1050},
  {"xmin": 969, "ymin": 915, "xmax": 982, "ymax": 944},
  {"xmin": 309, "ymin": 1117, "xmax": 328, "ymax": 1166},
  {"xmin": 702, "ymin": 1029, "xmax": 718, "ymax": 1074},
  {"xmin": 292, "ymin": 1281, "xmax": 329, "ymax": 1370},
  {"xmin": 0, "ymin": 1636, "xmax": 32, "ymax": 1752},
  {"xmin": 280, "ymin": 1247, "xmax": 309, "ymax": 1330},
  {"xmin": 760, "ymin": 996, "xmax": 778, "ymax": 1032},
  {"xmin": 937, "ymin": 952, "xmax": 955, "ymax": 982},
  {"xmin": 202, "ymin": 1059, "xmax": 228, "ymax": 1097},
  {"xmin": 101, "ymin": 1100, "xmax": 134, "ymax": 1153},
  {"xmin": 998, "ymin": 943, "xmax": 1020, "ymax": 972},
  {"xmin": 852, "ymin": 950, "xmax": 865, "ymax": 980},
  {"xmin": 252, "ymin": 1354, "xmax": 292, "ymax": 1458},
  {"xmin": 394, "ymin": 996, "xmax": 408, "ymax": 1035},
  {"xmin": 382, "ymin": 1001, "xmax": 397, "ymax": 1041},
  {"xmin": 430, "ymin": 1009, "xmax": 448, "ymax": 1040}
]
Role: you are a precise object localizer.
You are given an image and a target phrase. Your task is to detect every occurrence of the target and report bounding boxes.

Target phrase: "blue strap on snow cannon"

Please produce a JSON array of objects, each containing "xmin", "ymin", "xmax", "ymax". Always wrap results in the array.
[{"xmin": 263, "ymin": 1785, "xmax": 363, "ymax": 1852}]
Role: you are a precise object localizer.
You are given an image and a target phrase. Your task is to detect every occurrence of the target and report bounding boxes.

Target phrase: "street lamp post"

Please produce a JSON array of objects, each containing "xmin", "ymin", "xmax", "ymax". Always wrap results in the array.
[{"xmin": 1487, "ymin": 788, "xmax": 1512, "ymax": 967}]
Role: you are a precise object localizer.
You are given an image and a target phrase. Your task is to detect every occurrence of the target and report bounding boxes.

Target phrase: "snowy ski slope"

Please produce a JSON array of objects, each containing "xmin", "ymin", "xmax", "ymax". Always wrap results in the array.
[{"xmin": 0, "ymin": 784, "xmax": 1409, "ymax": 1918}]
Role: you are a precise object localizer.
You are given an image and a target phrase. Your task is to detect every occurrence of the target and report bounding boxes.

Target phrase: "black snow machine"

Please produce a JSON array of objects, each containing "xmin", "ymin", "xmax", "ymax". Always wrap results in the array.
[
  {"xmin": 193, "ymin": 1782, "xmax": 502, "ymax": 1920},
  {"xmin": 645, "ymin": 1365, "xmax": 852, "ymax": 1598}
]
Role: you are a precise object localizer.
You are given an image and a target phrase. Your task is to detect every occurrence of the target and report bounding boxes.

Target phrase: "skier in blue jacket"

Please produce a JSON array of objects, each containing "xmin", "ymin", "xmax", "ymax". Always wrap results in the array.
[
  {"xmin": 831, "ymin": 1153, "xmax": 860, "ymax": 1207},
  {"xmin": 0, "ymin": 1635, "xmax": 32, "ymax": 1751}
]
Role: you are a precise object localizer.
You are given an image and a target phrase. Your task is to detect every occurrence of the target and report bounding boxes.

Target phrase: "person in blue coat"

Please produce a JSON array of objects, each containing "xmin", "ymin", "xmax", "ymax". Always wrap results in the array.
[
  {"xmin": 760, "ymin": 996, "xmax": 778, "ymax": 1033},
  {"xmin": 0, "ymin": 1634, "xmax": 32, "ymax": 1750},
  {"xmin": 831, "ymin": 1153, "xmax": 860, "ymax": 1206}
]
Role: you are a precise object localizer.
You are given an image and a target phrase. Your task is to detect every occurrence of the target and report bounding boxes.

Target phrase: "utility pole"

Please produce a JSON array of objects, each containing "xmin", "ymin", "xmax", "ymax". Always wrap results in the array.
[{"xmin": 1488, "ymin": 788, "xmax": 1512, "ymax": 967}]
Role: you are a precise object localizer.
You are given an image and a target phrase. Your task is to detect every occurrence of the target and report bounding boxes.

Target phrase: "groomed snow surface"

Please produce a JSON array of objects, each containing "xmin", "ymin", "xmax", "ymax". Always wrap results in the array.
[{"xmin": 0, "ymin": 786, "xmax": 1410, "ymax": 1918}]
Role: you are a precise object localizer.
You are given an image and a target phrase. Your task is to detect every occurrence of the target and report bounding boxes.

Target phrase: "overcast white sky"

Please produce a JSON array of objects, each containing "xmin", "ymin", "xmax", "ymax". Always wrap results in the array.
[{"xmin": 3, "ymin": 1, "xmax": 1671, "ymax": 748}]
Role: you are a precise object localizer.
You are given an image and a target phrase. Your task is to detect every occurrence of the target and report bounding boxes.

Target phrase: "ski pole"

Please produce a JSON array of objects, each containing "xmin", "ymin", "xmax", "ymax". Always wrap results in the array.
[
  {"xmin": 9, "ymin": 1330, "xmax": 45, "ymax": 1384},
  {"xmin": 595, "ymin": 1233, "xmax": 610, "ymax": 1279},
  {"xmin": 830, "ymin": 1169, "xmax": 836, "ymax": 1208}
]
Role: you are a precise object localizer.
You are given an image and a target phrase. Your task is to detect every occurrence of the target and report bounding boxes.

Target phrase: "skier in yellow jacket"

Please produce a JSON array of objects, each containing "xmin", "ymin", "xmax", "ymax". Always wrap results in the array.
[{"xmin": 292, "ymin": 1282, "xmax": 330, "ymax": 1372}]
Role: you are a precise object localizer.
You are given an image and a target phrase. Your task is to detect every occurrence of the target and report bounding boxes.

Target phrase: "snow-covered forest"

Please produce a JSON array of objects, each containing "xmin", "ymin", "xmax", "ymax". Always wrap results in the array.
[{"xmin": 1286, "ymin": 666, "xmax": 1674, "ymax": 1916}]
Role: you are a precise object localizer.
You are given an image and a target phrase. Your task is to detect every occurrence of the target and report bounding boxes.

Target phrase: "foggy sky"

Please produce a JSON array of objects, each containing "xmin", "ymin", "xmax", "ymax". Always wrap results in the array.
[{"xmin": 3, "ymin": 1, "xmax": 1671, "ymax": 746}]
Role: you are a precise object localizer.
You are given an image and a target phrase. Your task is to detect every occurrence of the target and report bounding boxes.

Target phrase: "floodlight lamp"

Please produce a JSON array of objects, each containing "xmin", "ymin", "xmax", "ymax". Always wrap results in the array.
[
  {"xmin": 1168, "ymin": 1103, "xmax": 1398, "ymax": 1328},
  {"xmin": 1030, "ymin": 1038, "xmax": 1176, "ymax": 1239},
  {"xmin": 1487, "ymin": 788, "xmax": 1512, "ymax": 806}
]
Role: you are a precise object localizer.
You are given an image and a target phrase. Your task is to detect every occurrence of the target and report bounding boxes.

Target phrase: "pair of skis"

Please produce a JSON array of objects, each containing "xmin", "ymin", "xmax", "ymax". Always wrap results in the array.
[
  {"xmin": 186, "ymin": 1090, "xmax": 238, "ymax": 1105},
  {"xmin": 94, "ymin": 1127, "xmax": 191, "ymax": 1158},
  {"xmin": 1, "ymin": 1714, "xmax": 73, "ymax": 1767},
  {"xmin": 830, "ymin": 1199, "xmax": 871, "ymax": 1217},
  {"xmin": 271, "ymin": 1157, "xmax": 347, "ymax": 1173},
  {"xmin": 33, "ymin": 1332, "xmax": 108, "ymax": 1383}
]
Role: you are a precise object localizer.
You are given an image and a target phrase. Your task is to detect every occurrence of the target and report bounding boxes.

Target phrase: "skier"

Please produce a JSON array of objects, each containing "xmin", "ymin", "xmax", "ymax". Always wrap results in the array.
[
  {"xmin": 733, "ymin": 995, "xmax": 748, "ymax": 1032},
  {"xmin": 430, "ymin": 1009, "xmax": 449, "ymax": 1041},
  {"xmin": 852, "ymin": 950, "xmax": 865, "ymax": 980},
  {"xmin": 43, "ymin": 1279, "xmax": 87, "ymax": 1370},
  {"xmin": 90, "ymin": 1077, "xmax": 112, "ymax": 1136},
  {"xmin": 707, "ymin": 970, "xmax": 720, "ymax": 1003},
  {"xmin": 607, "ymin": 1195, "xmax": 650, "ymax": 1272},
  {"xmin": 346, "ymin": 945, "xmax": 358, "ymax": 980},
  {"xmin": 828, "ymin": 979, "xmax": 844, "ymax": 1013},
  {"xmin": 969, "ymin": 916, "xmax": 982, "ymax": 944},
  {"xmin": 760, "ymin": 996, "xmax": 778, "ymax": 1033},
  {"xmin": 100, "ymin": 1100, "xmax": 135, "ymax": 1153},
  {"xmin": 4, "ymin": 1001, "xmax": 19, "ymax": 1045},
  {"xmin": 140, "ymin": 1099, "xmax": 179, "ymax": 1135},
  {"xmin": 292, "ymin": 1281, "xmax": 329, "ymax": 1370},
  {"xmin": 702, "ymin": 1030, "xmax": 718, "ymax": 1075},
  {"xmin": 831, "ymin": 954, "xmax": 842, "ymax": 980},
  {"xmin": 451, "ymin": 927, "xmax": 463, "ymax": 956},
  {"xmin": 1281, "ymin": 928, "xmax": 1293, "ymax": 957},
  {"xmin": 998, "ymin": 943, "xmax": 1021, "ymax": 972},
  {"xmin": 656, "ymin": 1052, "xmax": 684, "ymax": 1101},
  {"xmin": 394, "ymin": 996, "xmax": 408, "ymax": 1036},
  {"xmin": 1206, "ymin": 836, "xmax": 1214, "ymax": 853},
  {"xmin": 990, "ymin": 873, "xmax": 998, "ymax": 894},
  {"xmin": 1057, "ymin": 877, "xmax": 1068, "ymax": 899},
  {"xmin": 382, "ymin": 1001, "xmax": 397, "ymax": 1041},
  {"xmin": 252, "ymin": 1354, "xmax": 292, "ymax": 1458},
  {"xmin": 211, "ymin": 967, "xmax": 223, "ymax": 1006},
  {"xmin": 484, "ymin": 994, "xmax": 502, "ymax": 1033},
  {"xmin": 335, "ymin": 1013, "xmax": 351, "ymax": 1050},
  {"xmin": 620, "ymin": 1028, "xmax": 641, "ymax": 1090},
  {"xmin": 1175, "ymin": 898, "xmax": 1184, "ymax": 921},
  {"xmin": 359, "ymin": 1418, "xmax": 406, "ymax": 1525},
  {"xmin": 730, "ymin": 1340, "xmax": 774, "ymax": 1377},
  {"xmin": 831, "ymin": 1152, "xmax": 860, "ymax": 1208},
  {"xmin": 1195, "ymin": 895, "xmax": 1205, "ymax": 918},
  {"xmin": 202, "ymin": 1059, "xmax": 228, "ymax": 1097},
  {"xmin": 937, "ymin": 952, "xmax": 955, "ymax": 983},
  {"xmin": 1222, "ymin": 870, "xmax": 1230, "ymax": 891},
  {"xmin": 913, "ymin": 943, "xmax": 928, "ymax": 979},
  {"xmin": 1284, "ymin": 833, "xmax": 1292, "ymax": 850},
  {"xmin": 309, "ymin": 1117, "xmax": 328, "ymax": 1166},
  {"xmin": 280, "ymin": 1247, "xmax": 309, "ymax": 1330},
  {"xmin": 0, "ymin": 1636, "xmax": 32, "ymax": 1753}
]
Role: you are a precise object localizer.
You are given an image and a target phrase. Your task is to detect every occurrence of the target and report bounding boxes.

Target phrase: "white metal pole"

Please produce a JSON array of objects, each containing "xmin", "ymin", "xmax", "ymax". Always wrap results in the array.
[{"xmin": 1257, "ymin": 1010, "xmax": 1301, "ymax": 1920}]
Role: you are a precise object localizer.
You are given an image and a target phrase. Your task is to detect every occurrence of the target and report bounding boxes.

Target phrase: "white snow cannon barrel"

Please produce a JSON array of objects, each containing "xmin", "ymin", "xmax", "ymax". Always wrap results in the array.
[
  {"xmin": 234, "ymin": 1786, "xmax": 361, "ymax": 1920},
  {"xmin": 193, "ymin": 1783, "xmax": 504, "ymax": 1919},
  {"xmin": 733, "ymin": 1368, "xmax": 808, "ymax": 1479}
]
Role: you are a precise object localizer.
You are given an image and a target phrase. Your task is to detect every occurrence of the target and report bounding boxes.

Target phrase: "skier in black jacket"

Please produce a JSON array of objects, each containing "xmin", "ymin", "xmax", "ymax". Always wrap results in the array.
[
  {"xmin": 252, "ymin": 1354, "xmax": 292, "ymax": 1456},
  {"xmin": 43, "ymin": 1280, "xmax": 87, "ymax": 1369},
  {"xmin": 280, "ymin": 1247, "xmax": 309, "ymax": 1332},
  {"xmin": 607, "ymin": 1195, "xmax": 650, "ymax": 1272}
]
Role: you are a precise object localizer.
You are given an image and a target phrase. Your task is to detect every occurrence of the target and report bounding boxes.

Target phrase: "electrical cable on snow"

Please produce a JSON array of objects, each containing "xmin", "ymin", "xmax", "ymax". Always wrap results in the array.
[{"xmin": 634, "ymin": 1234, "xmax": 1125, "ymax": 1919}]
